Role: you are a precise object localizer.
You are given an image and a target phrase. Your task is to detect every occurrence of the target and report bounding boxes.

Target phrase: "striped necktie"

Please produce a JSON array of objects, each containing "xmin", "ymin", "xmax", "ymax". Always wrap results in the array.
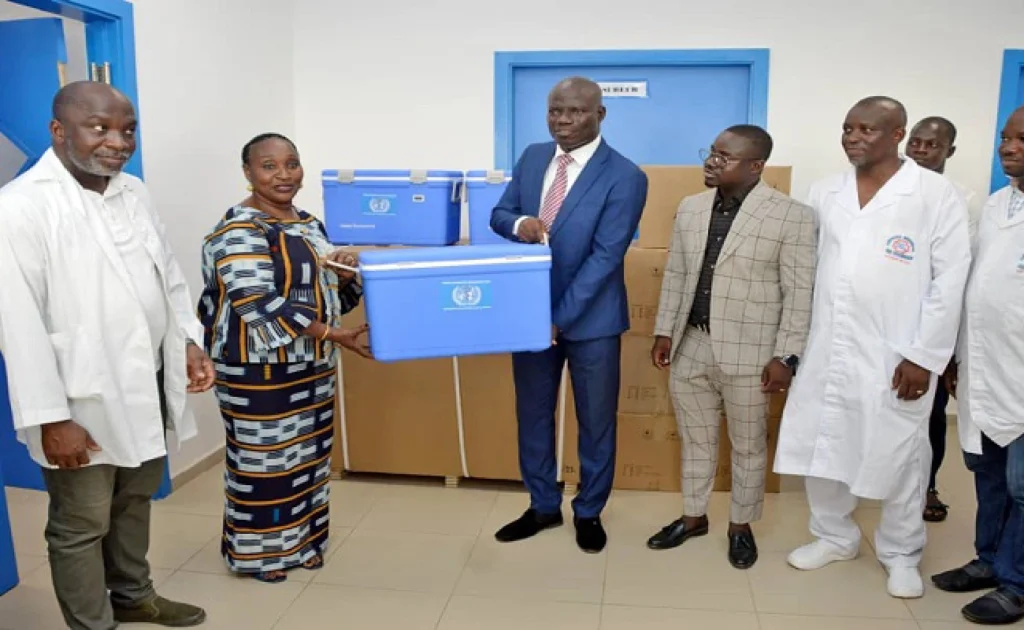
[{"xmin": 539, "ymin": 153, "xmax": 574, "ymax": 229}]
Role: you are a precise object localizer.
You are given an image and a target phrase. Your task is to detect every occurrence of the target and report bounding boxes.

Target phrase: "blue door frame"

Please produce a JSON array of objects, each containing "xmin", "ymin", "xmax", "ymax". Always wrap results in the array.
[
  {"xmin": 8, "ymin": 0, "xmax": 144, "ymax": 178},
  {"xmin": 1, "ymin": 0, "xmax": 172, "ymax": 499},
  {"xmin": 493, "ymin": 48, "xmax": 770, "ymax": 170},
  {"xmin": 991, "ymin": 50, "xmax": 1024, "ymax": 194}
]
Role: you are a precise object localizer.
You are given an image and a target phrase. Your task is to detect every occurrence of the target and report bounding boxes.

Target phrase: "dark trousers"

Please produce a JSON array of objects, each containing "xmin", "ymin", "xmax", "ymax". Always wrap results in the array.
[
  {"xmin": 512, "ymin": 335, "xmax": 621, "ymax": 519},
  {"xmin": 928, "ymin": 378, "xmax": 950, "ymax": 491},
  {"xmin": 964, "ymin": 433, "xmax": 1024, "ymax": 597},
  {"xmin": 41, "ymin": 456, "xmax": 166, "ymax": 630}
]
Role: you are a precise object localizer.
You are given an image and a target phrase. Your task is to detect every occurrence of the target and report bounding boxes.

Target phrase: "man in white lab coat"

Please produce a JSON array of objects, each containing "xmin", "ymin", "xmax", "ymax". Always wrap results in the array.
[
  {"xmin": 905, "ymin": 116, "xmax": 980, "ymax": 524},
  {"xmin": 774, "ymin": 96, "xmax": 971, "ymax": 599},
  {"xmin": 0, "ymin": 82, "xmax": 213, "ymax": 629},
  {"xmin": 930, "ymin": 106, "xmax": 1024, "ymax": 626}
]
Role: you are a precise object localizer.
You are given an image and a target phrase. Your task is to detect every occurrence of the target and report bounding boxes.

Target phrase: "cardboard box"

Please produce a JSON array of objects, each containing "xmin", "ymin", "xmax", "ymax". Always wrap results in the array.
[
  {"xmin": 619, "ymin": 335, "xmax": 672, "ymax": 416},
  {"xmin": 457, "ymin": 353, "xmax": 521, "ymax": 481},
  {"xmin": 636, "ymin": 166, "xmax": 793, "ymax": 249},
  {"xmin": 332, "ymin": 290, "xmax": 463, "ymax": 478},
  {"xmin": 614, "ymin": 413, "xmax": 681, "ymax": 491},
  {"xmin": 625, "ymin": 247, "xmax": 669, "ymax": 337}
]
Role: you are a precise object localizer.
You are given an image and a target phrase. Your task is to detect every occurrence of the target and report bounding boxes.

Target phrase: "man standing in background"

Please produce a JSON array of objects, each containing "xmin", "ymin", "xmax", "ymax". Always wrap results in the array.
[
  {"xmin": 646, "ymin": 125, "xmax": 816, "ymax": 569},
  {"xmin": 0, "ymin": 81, "xmax": 212, "ymax": 629},
  {"xmin": 931, "ymin": 106, "xmax": 1024, "ymax": 626},
  {"xmin": 490, "ymin": 77, "xmax": 648, "ymax": 553},
  {"xmin": 774, "ymin": 96, "xmax": 971, "ymax": 599},
  {"xmin": 905, "ymin": 115, "xmax": 980, "ymax": 524}
]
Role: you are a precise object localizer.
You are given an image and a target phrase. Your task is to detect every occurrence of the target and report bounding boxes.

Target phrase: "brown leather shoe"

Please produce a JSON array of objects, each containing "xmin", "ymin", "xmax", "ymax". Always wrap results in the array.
[{"xmin": 112, "ymin": 595, "xmax": 207, "ymax": 627}]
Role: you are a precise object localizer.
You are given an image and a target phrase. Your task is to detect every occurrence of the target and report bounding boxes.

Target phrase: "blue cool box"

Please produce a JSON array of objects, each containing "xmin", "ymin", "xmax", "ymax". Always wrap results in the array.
[
  {"xmin": 321, "ymin": 169, "xmax": 462, "ymax": 246},
  {"xmin": 358, "ymin": 244, "xmax": 552, "ymax": 362},
  {"xmin": 465, "ymin": 170, "xmax": 513, "ymax": 245}
]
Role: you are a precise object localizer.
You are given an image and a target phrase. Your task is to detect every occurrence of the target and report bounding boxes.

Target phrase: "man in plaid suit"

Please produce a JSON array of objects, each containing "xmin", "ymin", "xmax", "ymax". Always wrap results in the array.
[{"xmin": 646, "ymin": 125, "xmax": 817, "ymax": 569}]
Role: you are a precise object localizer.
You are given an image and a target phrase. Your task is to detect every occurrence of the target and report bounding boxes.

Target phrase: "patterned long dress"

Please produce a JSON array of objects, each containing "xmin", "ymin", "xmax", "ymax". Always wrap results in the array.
[{"xmin": 198, "ymin": 205, "xmax": 361, "ymax": 574}]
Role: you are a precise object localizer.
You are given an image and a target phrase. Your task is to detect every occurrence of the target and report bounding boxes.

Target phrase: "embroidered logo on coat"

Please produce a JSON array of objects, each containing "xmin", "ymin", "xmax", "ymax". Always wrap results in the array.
[{"xmin": 885, "ymin": 235, "xmax": 916, "ymax": 263}]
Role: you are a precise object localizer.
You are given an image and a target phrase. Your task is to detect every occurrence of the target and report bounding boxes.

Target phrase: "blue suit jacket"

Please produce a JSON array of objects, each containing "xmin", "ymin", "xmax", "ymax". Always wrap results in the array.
[{"xmin": 490, "ymin": 140, "xmax": 648, "ymax": 342}]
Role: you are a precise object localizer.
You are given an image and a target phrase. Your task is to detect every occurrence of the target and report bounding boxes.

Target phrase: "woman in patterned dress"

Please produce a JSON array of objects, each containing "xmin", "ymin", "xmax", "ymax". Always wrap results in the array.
[{"xmin": 198, "ymin": 133, "xmax": 371, "ymax": 583}]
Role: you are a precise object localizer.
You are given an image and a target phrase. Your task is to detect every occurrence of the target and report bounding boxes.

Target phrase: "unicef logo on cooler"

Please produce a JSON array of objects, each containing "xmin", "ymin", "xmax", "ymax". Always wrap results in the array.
[
  {"xmin": 885, "ymin": 235, "xmax": 916, "ymax": 263},
  {"xmin": 451, "ymin": 284, "xmax": 483, "ymax": 308},
  {"xmin": 368, "ymin": 197, "xmax": 391, "ymax": 214}
]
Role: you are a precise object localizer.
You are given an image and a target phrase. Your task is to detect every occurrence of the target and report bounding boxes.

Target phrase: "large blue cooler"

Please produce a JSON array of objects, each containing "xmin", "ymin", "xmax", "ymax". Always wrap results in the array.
[
  {"xmin": 359, "ymin": 244, "xmax": 552, "ymax": 361},
  {"xmin": 0, "ymin": 459, "xmax": 19, "ymax": 596},
  {"xmin": 465, "ymin": 170, "xmax": 513, "ymax": 245},
  {"xmin": 321, "ymin": 169, "xmax": 462, "ymax": 246}
]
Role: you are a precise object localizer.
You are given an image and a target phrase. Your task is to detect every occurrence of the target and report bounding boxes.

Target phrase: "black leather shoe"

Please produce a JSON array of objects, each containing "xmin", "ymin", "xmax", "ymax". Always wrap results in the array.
[
  {"xmin": 574, "ymin": 516, "xmax": 607, "ymax": 553},
  {"xmin": 646, "ymin": 516, "xmax": 709, "ymax": 550},
  {"xmin": 495, "ymin": 509, "xmax": 563, "ymax": 542},
  {"xmin": 728, "ymin": 529, "xmax": 758, "ymax": 569},
  {"xmin": 932, "ymin": 560, "xmax": 1001, "ymax": 593},
  {"xmin": 962, "ymin": 588, "xmax": 1024, "ymax": 625}
]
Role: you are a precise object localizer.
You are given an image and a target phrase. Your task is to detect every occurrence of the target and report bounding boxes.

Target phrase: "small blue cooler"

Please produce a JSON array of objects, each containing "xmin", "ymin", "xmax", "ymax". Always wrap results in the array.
[
  {"xmin": 359, "ymin": 244, "xmax": 552, "ymax": 361},
  {"xmin": 465, "ymin": 170, "xmax": 513, "ymax": 245},
  {"xmin": 321, "ymin": 169, "xmax": 463, "ymax": 246}
]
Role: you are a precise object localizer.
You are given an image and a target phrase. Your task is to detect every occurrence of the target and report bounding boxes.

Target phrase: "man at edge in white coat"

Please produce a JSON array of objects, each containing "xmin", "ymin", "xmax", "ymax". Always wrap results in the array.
[
  {"xmin": 0, "ymin": 82, "xmax": 213, "ymax": 629},
  {"xmin": 930, "ymin": 106, "xmax": 1024, "ymax": 626},
  {"xmin": 773, "ymin": 96, "xmax": 971, "ymax": 599}
]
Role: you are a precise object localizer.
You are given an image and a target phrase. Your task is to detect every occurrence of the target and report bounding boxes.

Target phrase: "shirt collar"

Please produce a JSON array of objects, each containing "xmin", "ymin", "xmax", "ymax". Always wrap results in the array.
[
  {"xmin": 715, "ymin": 179, "xmax": 760, "ymax": 211},
  {"xmin": 555, "ymin": 134, "xmax": 602, "ymax": 167}
]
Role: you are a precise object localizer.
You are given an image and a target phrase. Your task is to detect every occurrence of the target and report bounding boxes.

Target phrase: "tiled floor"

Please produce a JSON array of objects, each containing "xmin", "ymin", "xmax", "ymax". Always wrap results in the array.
[{"xmin": 0, "ymin": 426, "xmax": 995, "ymax": 629}]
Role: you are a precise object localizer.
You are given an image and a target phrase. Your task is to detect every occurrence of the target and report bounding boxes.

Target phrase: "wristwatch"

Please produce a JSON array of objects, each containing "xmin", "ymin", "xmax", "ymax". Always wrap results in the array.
[{"xmin": 777, "ymin": 354, "xmax": 799, "ymax": 373}]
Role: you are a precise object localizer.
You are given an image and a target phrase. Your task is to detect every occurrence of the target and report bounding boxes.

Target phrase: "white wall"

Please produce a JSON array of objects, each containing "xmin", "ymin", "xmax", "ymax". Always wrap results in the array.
[
  {"xmin": 129, "ymin": 0, "xmax": 295, "ymax": 476},
  {"xmin": 291, "ymin": 0, "xmax": 1024, "ymax": 215}
]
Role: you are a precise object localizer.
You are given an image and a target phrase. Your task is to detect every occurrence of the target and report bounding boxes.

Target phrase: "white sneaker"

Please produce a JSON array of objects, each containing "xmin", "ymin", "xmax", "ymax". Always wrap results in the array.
[
  {"xmin": 787, "ymin": 540, "xmax": 858, "ymax": 570},
  {"xmin": 886, "ymin": 566, "xmax": 924, "ymax": 598}
]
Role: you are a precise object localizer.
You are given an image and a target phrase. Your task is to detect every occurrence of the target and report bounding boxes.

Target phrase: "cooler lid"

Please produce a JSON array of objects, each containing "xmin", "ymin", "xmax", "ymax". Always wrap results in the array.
[
  {"xmin": 359, "ymin": 243, "xmax": 550, "ymax": 272},
  {"xmin": 321, "ymin": 169, "xmax": 464, "ymax": 185}
]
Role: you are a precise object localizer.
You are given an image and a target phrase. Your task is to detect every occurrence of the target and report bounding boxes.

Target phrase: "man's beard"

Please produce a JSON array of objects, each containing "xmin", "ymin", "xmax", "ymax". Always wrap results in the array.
[{"xmin": 66, "ymin": 140, "xmax": 130, "ymax": 177}]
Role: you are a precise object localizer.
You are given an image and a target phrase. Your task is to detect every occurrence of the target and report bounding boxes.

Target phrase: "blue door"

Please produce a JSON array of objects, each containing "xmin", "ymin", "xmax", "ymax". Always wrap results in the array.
[
  {"xmin": 0, "ymin": 18, "xmax": 68, "ymax": 492},
  {"xmin": 495, "ymin": 50, "xmax": 770, "ymax": 169},
  {"xmin": 0, "ymin": 18, "xmax": 67, "ymax": 177}
]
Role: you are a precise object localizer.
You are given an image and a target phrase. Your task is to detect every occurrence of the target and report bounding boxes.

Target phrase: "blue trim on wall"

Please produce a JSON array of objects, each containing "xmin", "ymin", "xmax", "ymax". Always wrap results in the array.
[
  {"xmin": 991, "ymin": 50, "xmax": 1024, "ymax": 194},
  {"xmin": 493, "ymin": 48, "xmax": 771, "ymax": 170}
]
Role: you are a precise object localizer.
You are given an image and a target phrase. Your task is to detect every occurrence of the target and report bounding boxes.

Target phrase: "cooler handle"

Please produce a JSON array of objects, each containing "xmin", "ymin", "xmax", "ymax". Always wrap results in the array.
[{"xmin": 322, "ymin": 259, "xmax": 360, "ymax": 275}]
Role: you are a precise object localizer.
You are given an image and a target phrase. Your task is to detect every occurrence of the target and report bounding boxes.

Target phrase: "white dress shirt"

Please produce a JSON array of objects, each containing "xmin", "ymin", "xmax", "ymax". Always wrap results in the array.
[
  {"xmin": 90, "ymin": 181, "xmax": 169, "ymax": 371},
  {"xmin": 514, "ymin": 134, "xmax": 603, "ymax": 237}
]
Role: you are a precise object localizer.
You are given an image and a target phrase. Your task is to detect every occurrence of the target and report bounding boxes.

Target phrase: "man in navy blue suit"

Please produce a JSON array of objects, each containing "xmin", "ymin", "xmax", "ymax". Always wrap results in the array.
[{"xmin": 490, "ymin": 76, "xmax": 648, "ymax": 553}]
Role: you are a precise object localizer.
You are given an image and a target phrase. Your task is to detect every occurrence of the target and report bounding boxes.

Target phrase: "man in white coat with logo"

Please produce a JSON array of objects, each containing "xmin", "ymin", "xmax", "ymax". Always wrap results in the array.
[
  {"xmin": 930, "ymin": 106, "xmax": 1024, "ymax": 626},
  {"xmin": 773, "ymin": 96, "xmax": 971, "ymax": 599},
  {"xmin": 0, "ymin": 82, "xmax": 213, "ymax": 628}
]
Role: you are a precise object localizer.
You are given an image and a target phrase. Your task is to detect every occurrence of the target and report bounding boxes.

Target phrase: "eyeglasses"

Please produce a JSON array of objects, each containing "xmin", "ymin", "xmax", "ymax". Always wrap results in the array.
[{"xmin": 699, "ymin": 148, "xmax": 744, "ymax": 168}]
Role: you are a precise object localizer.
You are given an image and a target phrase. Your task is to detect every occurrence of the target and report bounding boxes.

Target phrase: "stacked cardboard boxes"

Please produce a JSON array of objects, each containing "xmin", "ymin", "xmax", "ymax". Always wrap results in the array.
[{"xmin": 331, "ymin": 166, "xmax": 794, "ymax": 495}]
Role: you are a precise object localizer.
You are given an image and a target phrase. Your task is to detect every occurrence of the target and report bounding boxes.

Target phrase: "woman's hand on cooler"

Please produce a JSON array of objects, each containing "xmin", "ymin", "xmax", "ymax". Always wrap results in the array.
[
  {"xmin": 324, "ymin": 250, "xmax": 358, "ymax": 283},
  {"xmin": 328, "ymin": 323, "xmax": 372, "ymax": 359}
]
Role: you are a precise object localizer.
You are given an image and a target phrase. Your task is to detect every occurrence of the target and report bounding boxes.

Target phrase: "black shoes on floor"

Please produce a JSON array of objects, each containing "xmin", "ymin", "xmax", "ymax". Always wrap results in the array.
[
  {"xmin": 647, "ymin": 515, "xmax": 758, "ymax": 569},
  {"xmin": 495, "ymin": 509, "xmax": 607, "ymax": 553}
]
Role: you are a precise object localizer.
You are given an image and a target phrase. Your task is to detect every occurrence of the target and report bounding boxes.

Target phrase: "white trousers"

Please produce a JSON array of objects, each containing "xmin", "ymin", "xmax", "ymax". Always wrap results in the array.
[{"xmin": 805, "ymin": 450, "xmax": 930, "ymax": 568}]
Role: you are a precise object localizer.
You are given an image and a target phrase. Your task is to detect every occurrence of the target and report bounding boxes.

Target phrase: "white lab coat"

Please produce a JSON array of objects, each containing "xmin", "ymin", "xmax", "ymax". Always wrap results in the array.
[
  {"xmin": 774, "ymin": 159, "xmax": 971, "ymax": 500},
  {"xmin": 955, "ymin": 186, "xmax": 1024, "ymax": 455},
  {"xmin": 0, "ymin": 149, "xmax": 203, "ymax": 469},
  {"xmin": 951, "ymin": 181, "xmax": 980, "ymax": 239}
]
